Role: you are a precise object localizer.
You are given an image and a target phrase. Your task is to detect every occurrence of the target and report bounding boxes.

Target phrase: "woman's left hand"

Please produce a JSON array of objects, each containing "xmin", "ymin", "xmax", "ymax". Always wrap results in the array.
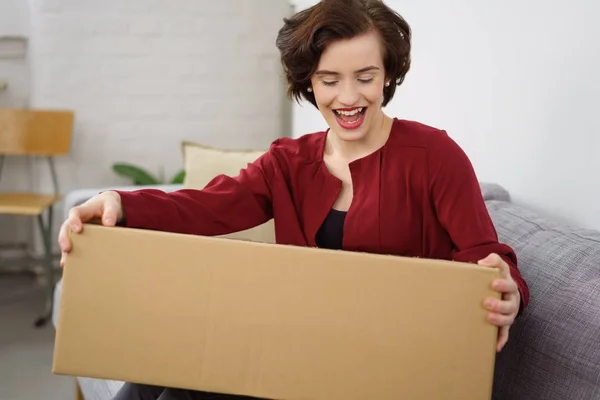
[{"xmin": 478, "ymin": 253, "xmax": 521, "ymax": 353}]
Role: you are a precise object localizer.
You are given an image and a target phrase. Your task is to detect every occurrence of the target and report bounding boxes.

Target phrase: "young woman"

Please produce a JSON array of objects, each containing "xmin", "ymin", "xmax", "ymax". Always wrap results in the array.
[{"xmin": 58, "ymin": 1, "xmax": 529, "ymax": 399}]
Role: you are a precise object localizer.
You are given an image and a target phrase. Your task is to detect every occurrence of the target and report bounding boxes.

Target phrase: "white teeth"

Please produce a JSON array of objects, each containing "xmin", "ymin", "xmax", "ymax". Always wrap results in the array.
[{"xmin": 335, "ymin": 107, "xmax": 363, "ymax": 116}]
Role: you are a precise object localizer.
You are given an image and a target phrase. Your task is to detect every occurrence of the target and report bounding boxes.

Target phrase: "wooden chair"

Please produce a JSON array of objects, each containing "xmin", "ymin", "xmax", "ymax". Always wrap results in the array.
[{"xmin": 0, "ymin": 107, "xmax": 74, "ymax": 327}]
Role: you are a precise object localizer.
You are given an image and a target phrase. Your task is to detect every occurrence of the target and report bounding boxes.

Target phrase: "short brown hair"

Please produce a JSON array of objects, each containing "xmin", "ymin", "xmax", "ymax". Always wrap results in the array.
[{"xmin": 276, "ymin": 0, "xmax": 411, "ymax": 108}]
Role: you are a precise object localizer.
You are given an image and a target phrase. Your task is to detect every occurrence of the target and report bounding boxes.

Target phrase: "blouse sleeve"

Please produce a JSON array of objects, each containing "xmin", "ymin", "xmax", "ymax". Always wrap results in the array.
[
  {"xmin": 428, "ymin": 131, "xmax": 530, "ymax": 312},
  {"xmin": 114, "ymin": 150, "xmax": 275, "ymax": 237}
]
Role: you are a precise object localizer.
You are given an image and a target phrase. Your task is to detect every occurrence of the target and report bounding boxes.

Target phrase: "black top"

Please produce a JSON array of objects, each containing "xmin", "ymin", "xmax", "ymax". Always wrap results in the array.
[{"xmin": 315, "ymin": 209, "xmax": 347, "ymax": 250}]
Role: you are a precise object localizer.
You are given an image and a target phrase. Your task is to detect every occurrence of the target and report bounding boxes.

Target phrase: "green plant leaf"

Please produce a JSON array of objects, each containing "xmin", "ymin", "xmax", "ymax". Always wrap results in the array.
[
  {"xmin": 170, "ymin": 169, "xmax": 186, "ymax": 184},
  {"xmin": 112, "ymin": 163, "xmax": 160, "ymax": 185}
]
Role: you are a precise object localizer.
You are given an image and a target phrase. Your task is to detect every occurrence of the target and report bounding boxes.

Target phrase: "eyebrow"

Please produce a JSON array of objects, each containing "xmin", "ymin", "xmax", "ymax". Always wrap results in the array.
[{"xmin": 315, "ymin": 66, "xmax": 380, "ymax": 76}]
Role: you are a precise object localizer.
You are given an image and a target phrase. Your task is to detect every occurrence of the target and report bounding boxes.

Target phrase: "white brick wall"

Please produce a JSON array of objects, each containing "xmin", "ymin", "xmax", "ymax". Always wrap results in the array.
[
  {"xmin": 0, "ymin": 0, "xmax": 33, "ymax": 247},
  {"xmin": 6, "ymin": 0, "xmax": 294, "ymax": 253},
  {"xmin": 29, "ymin": 0, "xmax": 293, "ymax": 189}
]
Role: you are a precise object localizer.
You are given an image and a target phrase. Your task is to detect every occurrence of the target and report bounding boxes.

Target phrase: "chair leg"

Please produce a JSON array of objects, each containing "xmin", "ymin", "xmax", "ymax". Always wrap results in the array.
[{"xmin": 34, "ymin": 205, "xmax": 55, "ymax": 328}]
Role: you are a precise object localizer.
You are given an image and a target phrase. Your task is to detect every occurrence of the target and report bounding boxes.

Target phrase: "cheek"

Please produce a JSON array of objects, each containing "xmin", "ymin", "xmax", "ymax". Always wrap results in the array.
[
  {"xmin": 364, "ymin": 84, "xmax": 386, "ymax": 105},
  {"xmin": 313, "ymin": 88, "xmax": 336, "ymax": 109}
]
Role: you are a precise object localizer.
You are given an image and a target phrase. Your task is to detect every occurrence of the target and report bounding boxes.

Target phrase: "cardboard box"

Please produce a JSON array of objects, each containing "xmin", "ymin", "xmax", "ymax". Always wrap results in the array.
[{"xmin": 53, "ymin": 224, "xmax": 500, "ymax": 400}]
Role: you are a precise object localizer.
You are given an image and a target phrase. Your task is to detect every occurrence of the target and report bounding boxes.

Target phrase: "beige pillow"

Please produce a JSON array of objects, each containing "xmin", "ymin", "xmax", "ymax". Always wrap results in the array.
[{"xmin": 181, "ymin": 141, "xmax": 275, "ymax": 244}]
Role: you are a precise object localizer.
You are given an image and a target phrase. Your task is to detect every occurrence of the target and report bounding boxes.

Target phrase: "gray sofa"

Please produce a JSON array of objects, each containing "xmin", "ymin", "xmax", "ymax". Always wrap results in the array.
[{"xmin": 52, "ymin": 183, "xmax": 600, "ymax": 400}]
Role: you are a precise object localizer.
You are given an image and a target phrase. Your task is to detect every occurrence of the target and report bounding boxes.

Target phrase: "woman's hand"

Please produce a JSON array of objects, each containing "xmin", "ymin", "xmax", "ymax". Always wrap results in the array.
[
  {"xmin": 478, "ymin": 253, "xmax": 521, "ymax": 352},
  {"xmin": 58, "ymin": 190, "xmax": 123, "ymax": 267}
]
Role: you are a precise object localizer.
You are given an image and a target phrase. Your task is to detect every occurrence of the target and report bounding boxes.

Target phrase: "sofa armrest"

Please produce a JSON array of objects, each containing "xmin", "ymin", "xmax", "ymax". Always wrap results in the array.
[{"xmin": 480, "ymin": 182, "xmax": 511, "ymax": 202}]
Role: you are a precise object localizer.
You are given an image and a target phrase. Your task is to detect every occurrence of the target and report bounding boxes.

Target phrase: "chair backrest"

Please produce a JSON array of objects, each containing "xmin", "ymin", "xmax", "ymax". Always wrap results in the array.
[{"xmin": 0, "ymin": 108, "xmax": 74, "ymax": 156}]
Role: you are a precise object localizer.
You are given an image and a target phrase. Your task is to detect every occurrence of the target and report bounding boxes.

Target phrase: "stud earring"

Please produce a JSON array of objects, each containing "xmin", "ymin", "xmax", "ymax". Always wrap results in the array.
[
  {"xmin": 385, "ymin": 81, "xmax": 390, "ymax": 87},
  {"xmin": 307, "ymin": 87, "xmax": 313, "ymax": 93}
]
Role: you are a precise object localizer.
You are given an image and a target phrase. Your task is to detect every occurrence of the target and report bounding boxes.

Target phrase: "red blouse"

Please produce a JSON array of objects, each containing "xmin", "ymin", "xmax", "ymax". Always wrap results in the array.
[{"xmin": 117, "ymin": 118, "xmax": 530, "ymax": 311}]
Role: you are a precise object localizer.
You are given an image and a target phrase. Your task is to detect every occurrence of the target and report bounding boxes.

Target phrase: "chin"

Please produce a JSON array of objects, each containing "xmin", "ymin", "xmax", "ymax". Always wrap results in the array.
[{"xmin": 333, "ymin": 127, "xmax": 369, "ymax": 142}]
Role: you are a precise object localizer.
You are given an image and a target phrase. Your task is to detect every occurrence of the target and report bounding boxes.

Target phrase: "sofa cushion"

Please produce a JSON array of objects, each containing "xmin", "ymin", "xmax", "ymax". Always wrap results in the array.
[
  {"xmin": 486, "ymin": 199, "xmax": 600, "ymax": 400},
  {"xmin": 181, "ymin": 141, "xmax": 275, "ymax": 244},
  {"xmin": 480, "ymin": 182, "xmax": 511, "ymax": 202}
]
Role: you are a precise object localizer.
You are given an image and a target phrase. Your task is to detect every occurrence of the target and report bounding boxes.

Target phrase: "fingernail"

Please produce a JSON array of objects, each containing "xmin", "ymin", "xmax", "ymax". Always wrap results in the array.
[
  {"xmin": 485, "ymin": 299, "xmax": 495, "ymax": 308},
  {"xmin": 104, "ymin": 217, "xmax": 115, "ymax": 225}
]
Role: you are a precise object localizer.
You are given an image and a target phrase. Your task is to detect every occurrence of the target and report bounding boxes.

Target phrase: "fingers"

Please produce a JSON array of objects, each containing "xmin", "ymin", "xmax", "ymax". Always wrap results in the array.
[
  {"xmin": 58, "ymin": 206, "xmax": 93, "ymax": 267},
  {"xmin": 478, "ymin": 252, "xmax": 502, "ymax": 267},
  {"xmin": 479, "ymin": 253, "xmax": 516, "ymax": 352},
  {"xmin": 60, "ymin": 252, "xmax": 66, "ymax": 267},
  {"xmin": 492, "ymin": 278, "xmax": 519, "ymax": 295},
  {"xmin": 497, "ymin": 326, "xmax": 510, "ymax": 352},
  {"xmin": 58, "ymin": 210, "xmax": 81, "ymax": 253},
  {"xmin": 58, "ymin": 218, "xmax": 74, "ymax": 268},
  {"xmin": 63, "ymin": 206, "xmax": 86, "ymax": 239},
  {"xmin": 478, "ymin": 253, "xmax": 511, "ymax": 277},
  {"xmin": 487, "ymin": 311, "xmax": 516, "ymax": 327},
  {"xmin": 484, "ymin": 297, "xmax": 518, "ymax": 315},
  {"xmin": 58, "ymin": 215, "xmax": 78, "ymax": 268},
  {"xmin": 58, "ymin": 223, "xmax": 71, "ymax": 252},
  {"xmin": 57, "ymin": 193, "xmax": 122, "ymax": 267},
  {"xmin": 101, "ymin": 200, "xmax": 120, "ymax": 226}
]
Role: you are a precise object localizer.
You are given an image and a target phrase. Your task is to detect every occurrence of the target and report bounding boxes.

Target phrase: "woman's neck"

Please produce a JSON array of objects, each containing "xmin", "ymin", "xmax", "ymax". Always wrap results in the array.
[{"xmin": 326, "ymin": 111, "xmax": 393, "ymax": 162}]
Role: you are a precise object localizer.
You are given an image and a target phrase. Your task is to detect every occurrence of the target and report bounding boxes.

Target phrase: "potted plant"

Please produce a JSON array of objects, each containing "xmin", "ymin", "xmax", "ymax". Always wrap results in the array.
[{"xmin": 111, "ymin": 163, "xmax": 185, "ymax": 185}]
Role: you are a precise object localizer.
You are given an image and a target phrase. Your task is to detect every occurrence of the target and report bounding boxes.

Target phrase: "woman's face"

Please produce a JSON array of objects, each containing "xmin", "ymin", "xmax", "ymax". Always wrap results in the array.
[{"xmin": 310, "ymin": 30, "xmax": 388, "ymax": 143}]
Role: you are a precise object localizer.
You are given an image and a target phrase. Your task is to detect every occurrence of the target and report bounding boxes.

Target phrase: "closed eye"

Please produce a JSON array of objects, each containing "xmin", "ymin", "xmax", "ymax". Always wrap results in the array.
[{"xmin": 322, "ymin": 77, "xmax": 374, "ymax": 86}]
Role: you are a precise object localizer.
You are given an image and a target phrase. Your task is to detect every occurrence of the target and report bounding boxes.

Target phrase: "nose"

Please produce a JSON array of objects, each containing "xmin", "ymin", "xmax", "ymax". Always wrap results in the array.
[{"xmin": 337, "ymin": 81, "xmax": 360, "ymax": 106}]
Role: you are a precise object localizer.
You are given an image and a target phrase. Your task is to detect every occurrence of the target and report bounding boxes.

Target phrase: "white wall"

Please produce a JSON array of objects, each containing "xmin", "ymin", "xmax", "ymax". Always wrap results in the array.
[
  {"xmin": 292, "ymin": 0, "xmax": 600, "ymax": 231},
  {"xmin": 0, "ymin": 0, "xmax": 30, "ymax": 37},
  {"xmin": 0, "ymin": 0, "xmax": 30, "ymax": 108},
  {"xmin": 28, "ymin": 0, "xmax": 293, "ymax": 193},
  {"xmin": 3, "ymin": 0, "xmax": 294, "ymax": 253},
  {"xmin": 0, "ymin": 0, "xmax": 33, "ymax": 246}
]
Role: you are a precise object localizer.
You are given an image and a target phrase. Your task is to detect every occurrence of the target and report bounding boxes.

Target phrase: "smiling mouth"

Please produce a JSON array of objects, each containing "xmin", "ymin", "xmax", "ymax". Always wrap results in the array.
[
  {"xmin": 334, "ymin": 107, "xmax": 366, "ymax": 118},
  {"xmin": 333, "ymin": 107, "xmax": 367, "ymax": 129}
]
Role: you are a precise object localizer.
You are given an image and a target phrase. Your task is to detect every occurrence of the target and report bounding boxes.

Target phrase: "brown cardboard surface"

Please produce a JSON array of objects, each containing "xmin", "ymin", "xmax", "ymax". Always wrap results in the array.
[{"xmin": 53, "ymin": 224, "xmax": 500, "ymax": 400}]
